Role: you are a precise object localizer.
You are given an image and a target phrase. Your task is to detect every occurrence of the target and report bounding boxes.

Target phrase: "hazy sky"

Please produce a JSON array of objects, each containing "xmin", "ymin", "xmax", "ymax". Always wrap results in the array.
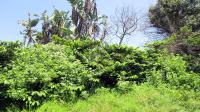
[{"xmin": 0, "ymin": 0, "xmax": 157, "ymax": 46}]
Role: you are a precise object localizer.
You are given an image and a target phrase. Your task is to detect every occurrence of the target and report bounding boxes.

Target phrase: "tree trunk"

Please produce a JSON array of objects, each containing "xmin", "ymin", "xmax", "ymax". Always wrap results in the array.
[
  {"xmin": 119, "ymin": 34, "xmax": 125, "ymax": 45},
  {"xmin": 119, "ymin": 37, "xmax": 124, "ymax": 45}
]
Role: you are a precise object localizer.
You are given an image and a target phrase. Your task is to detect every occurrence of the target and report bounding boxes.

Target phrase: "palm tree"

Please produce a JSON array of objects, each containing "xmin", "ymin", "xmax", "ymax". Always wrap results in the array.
[
  {"xmin": 68, "ymin": 0, "xmax": 100, "ymax": 39},
  {"xmin": 51, "ymin": 9, "xmax": 72, "ymax": 38},
  {"xmin": 20, "ymin": 13, "xmax": 39, "ymax": 46},
  {"xmin": 36, "ymin": 10, "xmax": 72, "ymax": 44}
]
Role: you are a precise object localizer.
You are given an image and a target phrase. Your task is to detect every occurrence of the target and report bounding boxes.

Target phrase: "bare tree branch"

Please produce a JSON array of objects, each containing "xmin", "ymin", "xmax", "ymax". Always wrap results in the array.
[{"xmin": 111, "ymin": 6, "xmax": 141, "ymax": 45}]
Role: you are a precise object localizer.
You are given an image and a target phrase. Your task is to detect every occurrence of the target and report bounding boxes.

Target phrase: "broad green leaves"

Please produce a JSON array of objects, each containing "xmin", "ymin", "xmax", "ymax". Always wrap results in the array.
[{"xmin": 0, "ymin": 43, "xmax": 92, "ymax": 107}]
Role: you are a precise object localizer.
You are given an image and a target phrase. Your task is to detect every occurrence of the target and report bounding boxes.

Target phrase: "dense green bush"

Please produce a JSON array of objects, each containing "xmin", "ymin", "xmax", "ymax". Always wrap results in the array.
[
  {"xmin": 184, "ymin": 55, "xmax": 200, "ymax": 74},
  {"xmin": 53, "ymin": 37, "xmax": 150, "ymax": 87},
  {"xmin": 0, "ymin": 43, "xmax": 94, "ymax": 109},
  {"xmin": 146, "ymin": 26, "xmax": 200, "ymax": 74},
  {"xmin": 0, "ymin": 39, "xmax": 153, "ymax": 110},
  {"xmin": 0, "ymin": 41, "xmax": 21, "ymax": 67},
  {"xmin": 148, "ymin": 53, "xmax": 200, "ymax": 91}
]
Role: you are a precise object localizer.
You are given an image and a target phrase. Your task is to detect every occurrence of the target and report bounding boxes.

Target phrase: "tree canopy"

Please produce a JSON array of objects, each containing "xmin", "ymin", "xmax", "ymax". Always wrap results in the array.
[{"xmin": 149, "ymin": 0, "xmax": 200, "ymax": 34}]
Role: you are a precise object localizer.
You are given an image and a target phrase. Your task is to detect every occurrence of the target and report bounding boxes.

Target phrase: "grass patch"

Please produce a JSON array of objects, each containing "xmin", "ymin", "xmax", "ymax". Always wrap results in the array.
[{"xmin": 36, "ymin": 84, "xmax": 200, "ymax": 112}]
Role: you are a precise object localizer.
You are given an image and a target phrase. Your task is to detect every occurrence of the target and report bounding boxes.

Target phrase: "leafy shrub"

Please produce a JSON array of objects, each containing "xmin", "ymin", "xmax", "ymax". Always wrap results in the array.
[
  {"xmin": 53, "ymin": 37, "xmax": 150, "ymax": 87},
  {"xmin": 148, "ymin": 53, "xmax": 200, "ymax": 91},
  {"xmin": 0, "ymin": 41, "xmax": 22, "ymax": 67},
  {"xmin": 187, "ymin": 35, "xmax": 200, "ymax": 46},
  {"xmin": 146, "ymin": 26, "xmax": 200, "ymax": 74},
  {"xmin": 0, "ymin": 43, "xmax": 93, "ymax": 109},
  {"xmin": 184, "ymin": 55, "xmax": 200, "ymax": 74}
]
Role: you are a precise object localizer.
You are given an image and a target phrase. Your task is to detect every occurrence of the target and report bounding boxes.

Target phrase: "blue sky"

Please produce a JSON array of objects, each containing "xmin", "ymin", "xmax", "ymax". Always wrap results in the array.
[{"xmin": 0, "ymin": 0, "xmax": 157, "ymax": 46}]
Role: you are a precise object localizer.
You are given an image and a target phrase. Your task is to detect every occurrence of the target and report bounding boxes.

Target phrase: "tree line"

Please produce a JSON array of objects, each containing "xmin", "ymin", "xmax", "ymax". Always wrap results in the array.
[{"xmin": 20, "ymin": 0, "xmax": 143, "ymax": 46}]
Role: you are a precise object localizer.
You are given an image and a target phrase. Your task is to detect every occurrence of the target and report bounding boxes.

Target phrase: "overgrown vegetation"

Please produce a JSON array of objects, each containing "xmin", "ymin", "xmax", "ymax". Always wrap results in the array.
[
  {"xmin": 0, "ymin": 0, "xmax": 200, "ymax": 111},
  {"xmin": 149, "ymin": 0, "xmax": 200, "ymax": 75},
  {"xmin": 0, "ymin": 38, "xmax": 200, "ymax": 111}
]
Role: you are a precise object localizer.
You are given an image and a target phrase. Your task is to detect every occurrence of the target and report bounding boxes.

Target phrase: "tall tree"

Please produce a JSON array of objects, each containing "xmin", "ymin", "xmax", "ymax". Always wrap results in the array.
[
  {"xmin": 19, "ymin": 13, "xmax": 39, "ymax": 46},
  {"xmin": 20, "ymin": 0, "xmax": 107, "ymax": 44},
  {"xmin": 36, "ymin": 10, "xmax": 72, "ymax": 44},
  {"xmin": 149, "ymin": 0, "xmax": 200, "ymax": 74},
  {"xmin": 68, "ymin": 0, "xmax": 101, "ymax": 39},
  {"xmin": 21, "ymin": 10, "xmax": 72, "ymax": 45},
  {"xmin": 149, "ymin": 0, "xmax": 200, "ymax": 34}
]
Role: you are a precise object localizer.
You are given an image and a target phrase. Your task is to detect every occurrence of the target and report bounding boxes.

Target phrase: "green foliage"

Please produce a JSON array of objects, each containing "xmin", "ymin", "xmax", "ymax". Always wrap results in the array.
[
  {"xmin": 0, "ymin": 39, "xmax": 151, "ymax": 110},
  {"xmin": 30, "ymin": 19, "xmax": 40, "ymax": 27},
  {"xmin": 50, "ymin": 9, "xmax": 72, "ymax": 38},
  {"xmin": 0, "ymin": 43, "xmax": 93, "ymax": 109},
  {"xmin": 67, "ymin": 0, "xmax": 83, "ymax": 8},
  {"xmin": 184, "ymin": 55, "xmax": 200, "ymax": 74},
  {"xmin": 20, "ymin": 9, "xmax": 73, "ymax": 45},
  {"xmin": 146, "ymin": 34, "xmax": 177, "ymax": 50},
  {"xmin": 36, "ymin": 84, "xmax": 200, "ymax": 112},
  {"xmin": 35, "ymin": 101, "xmax": 68, "ymax": 112},
  {"xmin": 1, "ymin": 0, "xmax": 200, "ymax": 111},
  {"xmin": 21, "ymin": 0, "xmax": 107, "ymax": 45},
  {"xmin": 53, "ymin": 38, "xmax": 150, "ymax": 87},
  {"xmin": 149, "ymin": 0, "xmax": 200, "ymax": 76},
  {"xmin": 186, "ymin": 34, "xmax": 200, "ymax": 46},
  {"xmin": 147, "ymin": 26, "xmax": 200, "ymax": 74},
  {"xmin": 148, "ymin": 53, "xmax": 200, "ymax": 91},
  {"xmin": 1, "ymin": 39, "xmax": 200, "ymax": 111},
  {"xmin": 149, "ymin": 0, "xmax": 200, "ymax": 63},
  {"xmin": 0, "ymin": 41, "xmax": 22, "ymax": 67},
  {"xmin": 177, "ymin": 26, "xmax": 200, "ymax": 47},
  {"xmin": 149, "ymin": 0, "xmax": 200, "ymax": 34}
]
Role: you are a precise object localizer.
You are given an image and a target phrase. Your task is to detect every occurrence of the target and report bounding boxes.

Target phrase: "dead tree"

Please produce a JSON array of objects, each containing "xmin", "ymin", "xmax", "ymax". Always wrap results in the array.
[{"xmin": 111, "ymin": 6, "xmax": 140, "ymax": 45}]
